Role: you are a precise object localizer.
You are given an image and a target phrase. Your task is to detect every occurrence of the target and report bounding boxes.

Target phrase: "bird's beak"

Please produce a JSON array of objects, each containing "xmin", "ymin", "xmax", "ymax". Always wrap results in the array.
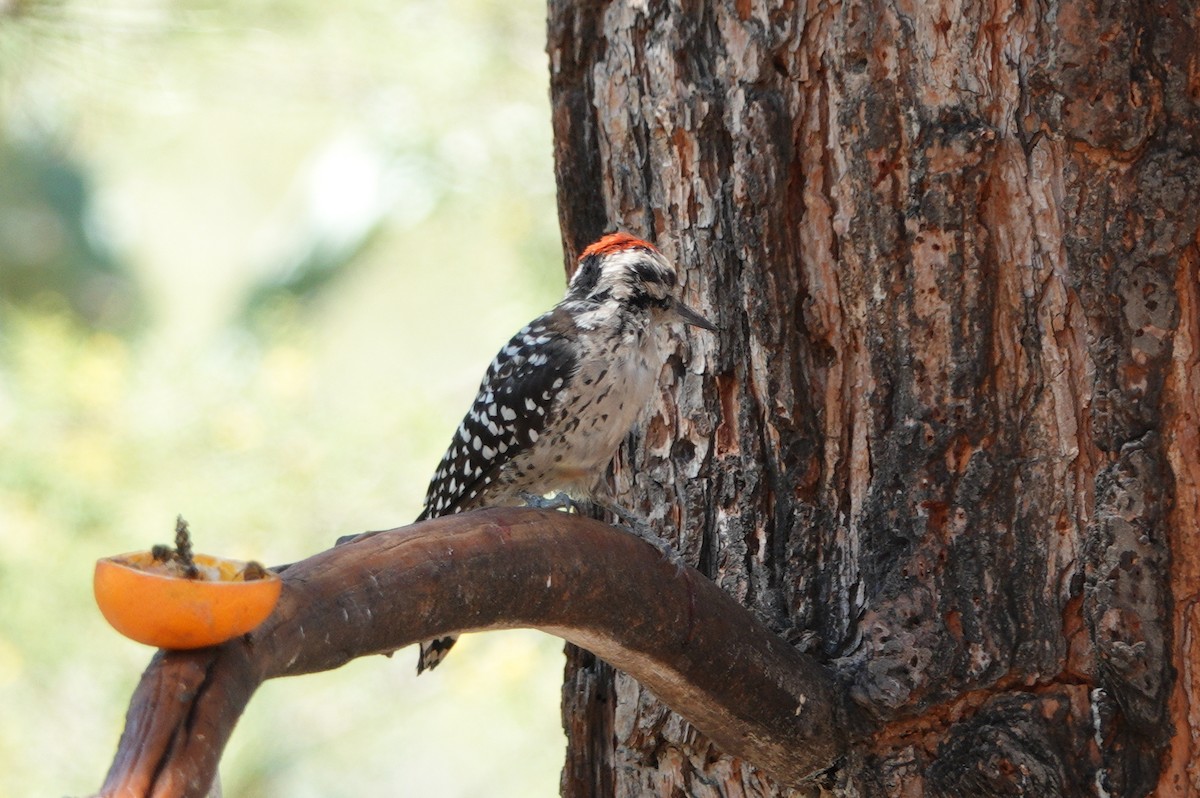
[{"xmin": 671, "ymin": 298, "xmax": 717, "ymax": 331}]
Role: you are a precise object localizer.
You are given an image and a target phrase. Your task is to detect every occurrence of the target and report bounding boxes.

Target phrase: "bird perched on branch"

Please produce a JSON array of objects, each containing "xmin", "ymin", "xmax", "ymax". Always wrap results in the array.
[{"xmin": 413, "ymin": 232, "xmax": 715, "ymax": 673}]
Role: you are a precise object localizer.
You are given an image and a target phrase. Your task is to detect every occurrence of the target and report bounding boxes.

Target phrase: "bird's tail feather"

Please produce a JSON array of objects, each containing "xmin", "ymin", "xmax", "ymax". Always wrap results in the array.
[{"xmin": 417, "ymin": 636, "xmax": 457, "ymax": 674}]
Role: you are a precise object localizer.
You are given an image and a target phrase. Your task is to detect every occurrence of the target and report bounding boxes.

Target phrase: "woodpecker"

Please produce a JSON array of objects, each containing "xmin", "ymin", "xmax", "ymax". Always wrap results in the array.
[{"xmin": 413, "ymin": 232, "xmax": 715, "ymax": 673}]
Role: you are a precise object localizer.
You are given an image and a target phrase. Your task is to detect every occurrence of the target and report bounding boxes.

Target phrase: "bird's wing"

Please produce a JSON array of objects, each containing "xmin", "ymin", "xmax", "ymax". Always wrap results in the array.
[{"xmin": 417, "ymin": 306, "xmax": 579, "ymax": 520}]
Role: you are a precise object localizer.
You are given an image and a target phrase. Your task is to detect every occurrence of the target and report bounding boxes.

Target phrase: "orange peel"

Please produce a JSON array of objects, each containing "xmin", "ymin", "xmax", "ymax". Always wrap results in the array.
[{"xmin": 94, "ymin": 551, "xmax": 281, "ymax": 649}]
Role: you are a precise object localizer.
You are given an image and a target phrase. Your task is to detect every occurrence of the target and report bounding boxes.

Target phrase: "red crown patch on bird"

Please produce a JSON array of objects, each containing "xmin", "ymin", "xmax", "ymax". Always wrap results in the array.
[{"xmin": 580, "ymin": 232, "xmax": 657, "ymax": 260}]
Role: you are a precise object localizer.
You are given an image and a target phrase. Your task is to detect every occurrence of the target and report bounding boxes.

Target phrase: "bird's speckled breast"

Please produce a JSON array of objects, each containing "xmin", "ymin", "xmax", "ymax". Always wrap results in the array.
[{"xmin": 487, "ymin": 321, "xmax": 662, "ymax": 503}]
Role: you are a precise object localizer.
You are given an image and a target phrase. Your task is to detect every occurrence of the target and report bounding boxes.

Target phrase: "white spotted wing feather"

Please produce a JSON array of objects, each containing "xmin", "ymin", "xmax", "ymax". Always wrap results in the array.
[{"xmin": 416, "ymin": 307, "xmax": 579, "ymax": 521}]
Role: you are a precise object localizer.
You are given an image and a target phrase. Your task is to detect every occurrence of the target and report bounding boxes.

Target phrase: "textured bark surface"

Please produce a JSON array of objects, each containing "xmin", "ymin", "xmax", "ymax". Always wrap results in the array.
[{"xmin": 548, "ymin": 1, "xmax": 1200, "ymax": 796}]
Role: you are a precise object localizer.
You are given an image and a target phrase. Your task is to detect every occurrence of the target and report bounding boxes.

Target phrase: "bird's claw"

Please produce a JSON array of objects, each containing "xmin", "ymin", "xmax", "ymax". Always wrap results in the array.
[
  {"xmin": 594, "ymin": 499, "xmax": 687, "ymax": 574},
  {"xmin": 519, "ymin": 490, "xmax": 578, "ymax": 513},
  {"xmin": 520, "ymin": 492, "xmax": 686, "ymax": 574}
]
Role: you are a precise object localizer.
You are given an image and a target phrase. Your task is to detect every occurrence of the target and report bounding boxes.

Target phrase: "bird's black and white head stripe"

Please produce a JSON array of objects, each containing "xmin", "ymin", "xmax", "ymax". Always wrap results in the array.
[{"xmin": 566, "ymin": 233, "xmax": 677, "ymax": 311}]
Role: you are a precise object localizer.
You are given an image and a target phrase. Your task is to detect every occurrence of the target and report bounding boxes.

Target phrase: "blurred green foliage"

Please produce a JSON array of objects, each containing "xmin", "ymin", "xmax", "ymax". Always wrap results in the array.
[
  {"xmin": 0, "ymin": 140, "xmax": 142, "ymax": 328},
  {"xmin": 0, "ymin": 1, "xmax": 568, "ymax": 795}
]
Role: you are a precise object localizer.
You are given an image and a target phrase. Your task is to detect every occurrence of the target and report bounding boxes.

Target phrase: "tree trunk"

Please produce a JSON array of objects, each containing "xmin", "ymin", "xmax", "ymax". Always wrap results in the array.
[{"xmin": 548, "ymin": 1, "xmax": 1200, "ymax": 796}]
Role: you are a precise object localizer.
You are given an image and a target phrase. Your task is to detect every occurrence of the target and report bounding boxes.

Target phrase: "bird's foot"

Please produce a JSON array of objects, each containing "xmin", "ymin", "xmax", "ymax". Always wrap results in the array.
[
  {"xmin": 521, "ymin": 492, "xmax": 686, "ymax": 573},
  {"xmin": 594, "ymin": 499, "xmax": 687, "ymax": 573},
  {"xmin": 519, "ymin": 490, "xmax": 579, "ymax": 513}
]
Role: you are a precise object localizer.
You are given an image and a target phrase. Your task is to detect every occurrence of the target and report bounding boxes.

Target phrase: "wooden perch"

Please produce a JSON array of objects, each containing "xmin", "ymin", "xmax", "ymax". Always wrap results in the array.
[{"xmin": 96, "ymin": 507, "xmax": 852, "ymax": 797}]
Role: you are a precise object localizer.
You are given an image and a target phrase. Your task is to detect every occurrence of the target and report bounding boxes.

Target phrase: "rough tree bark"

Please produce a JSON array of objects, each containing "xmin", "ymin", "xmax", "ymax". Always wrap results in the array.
[{"xmin": 548, "ymin": 1, "xmax": 1200, "ymax": 796}]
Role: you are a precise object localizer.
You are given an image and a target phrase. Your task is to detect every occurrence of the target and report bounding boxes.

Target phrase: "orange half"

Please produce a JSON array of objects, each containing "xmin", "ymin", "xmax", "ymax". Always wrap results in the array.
[{"xmin": 94, "ymin": 551, "xmax": 282, "ymax": 649}]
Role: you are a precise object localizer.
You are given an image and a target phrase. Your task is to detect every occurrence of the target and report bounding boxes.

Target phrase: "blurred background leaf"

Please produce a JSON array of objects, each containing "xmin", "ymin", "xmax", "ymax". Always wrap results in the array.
[
  {"xmin": 0, "ymin": 138, "xmax": 142, "ymax": 328},
  {"xmin": 0, "ymin": 1, "xmax": 567, "ymax": 795}
]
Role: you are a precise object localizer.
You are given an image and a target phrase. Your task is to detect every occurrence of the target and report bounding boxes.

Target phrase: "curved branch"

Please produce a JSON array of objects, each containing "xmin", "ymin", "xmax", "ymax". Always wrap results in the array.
[{"xmin": 96, "ymin": 508, "xmax": 852, "ymax": 796}]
